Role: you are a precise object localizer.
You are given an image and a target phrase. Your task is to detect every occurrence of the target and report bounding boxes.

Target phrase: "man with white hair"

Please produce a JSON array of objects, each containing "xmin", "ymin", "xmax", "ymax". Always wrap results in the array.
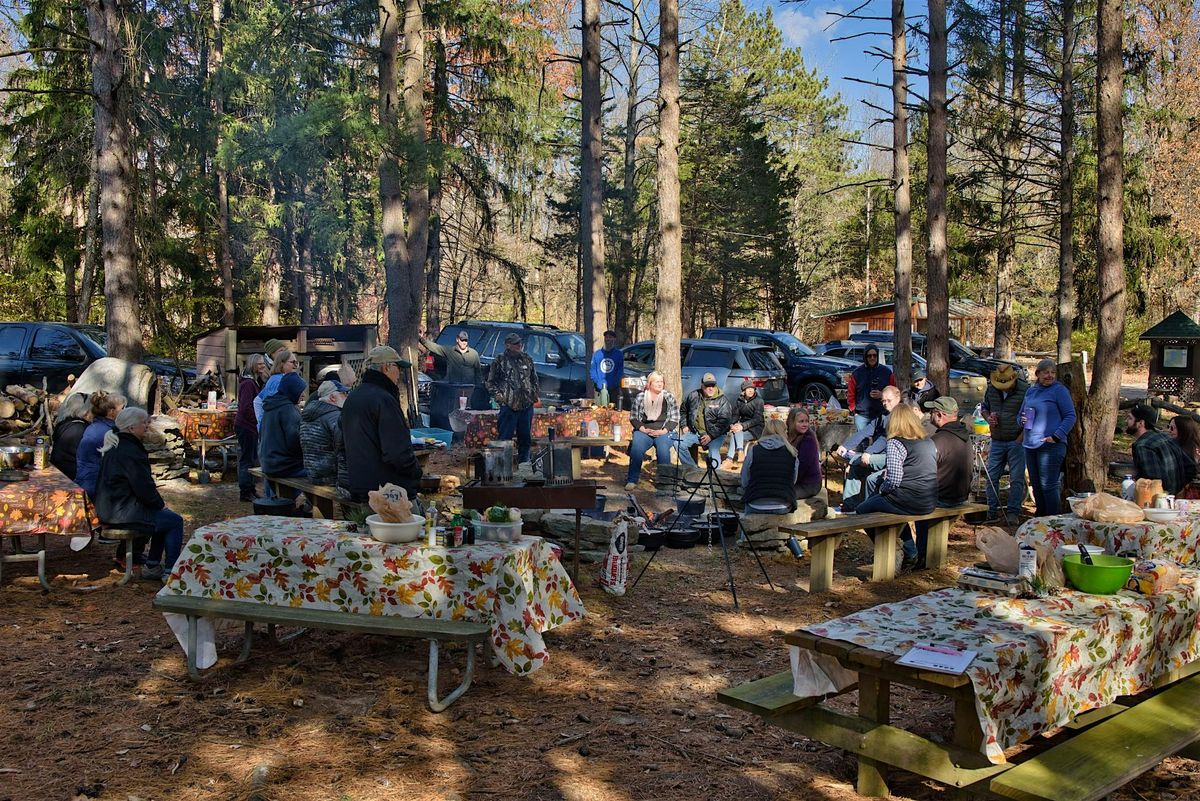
[{"xmin": 301, "ymin": 380, "xmax": 349, "ymax": 487}]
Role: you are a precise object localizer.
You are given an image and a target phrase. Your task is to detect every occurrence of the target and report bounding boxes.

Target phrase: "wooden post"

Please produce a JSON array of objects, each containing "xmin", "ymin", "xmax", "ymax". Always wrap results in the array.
[
  {"xmin": 872, "ymin": 525, "xmax": 900, "ymax": 581},
  {"xmin": 224, "ymin": 328, "xmax": 238, "ymax": 398},
  {"xmin": 857, "ymin": 675, "xmax": 891, "ymax": 796},
  {"xmin": 926, "ymin": 519, "xmax": 951, "ymax": 569},
  {"xmin": 808, "ymin": 535, "xmax": 838, "ymax": 592}
]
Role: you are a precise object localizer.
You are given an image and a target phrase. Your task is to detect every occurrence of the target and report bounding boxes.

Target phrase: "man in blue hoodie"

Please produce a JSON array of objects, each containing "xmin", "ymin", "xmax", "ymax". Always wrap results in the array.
[{"xmin": 589, "ymin": 330, "xmax": 624, "ymax": 404}]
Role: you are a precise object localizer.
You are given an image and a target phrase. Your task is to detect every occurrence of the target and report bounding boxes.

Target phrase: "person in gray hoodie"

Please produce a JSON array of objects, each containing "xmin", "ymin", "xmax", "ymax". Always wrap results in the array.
[{"xmin": 300, "ymin": 380, "xmax": 349, "ymax": 486}]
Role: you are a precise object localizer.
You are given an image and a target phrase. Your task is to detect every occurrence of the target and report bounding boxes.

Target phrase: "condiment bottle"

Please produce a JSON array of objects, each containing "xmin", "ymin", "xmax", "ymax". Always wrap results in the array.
[{"xmin": 426, "ymin": 501, "xmax": 438, "ymax": 546}]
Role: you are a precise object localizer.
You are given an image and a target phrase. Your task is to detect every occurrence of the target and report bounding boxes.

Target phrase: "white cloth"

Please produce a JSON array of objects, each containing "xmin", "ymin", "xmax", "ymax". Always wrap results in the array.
[{"xmin": 790, "ymin": 644, "xmax": 858, "ymax": 698}]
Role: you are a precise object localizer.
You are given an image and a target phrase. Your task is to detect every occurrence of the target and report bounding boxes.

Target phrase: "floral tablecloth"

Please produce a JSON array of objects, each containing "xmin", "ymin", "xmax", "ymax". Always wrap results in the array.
[
  {"xmin": 158, "ymin": 515, "xmax": 585, "ymax": 675},
  {"xmin": 169, "ymin": 407, "xmax": 235, "ymax": 442},
  {"xmin": 796, "ymin": 580, "xmax": 1200, "ymax": 763},
  {"xmin": 451, "ymin": 407, "xmax": 631, "ymax": 448},
  {"xmin": 0, "ymin": 468, "xmax": 98, "ymax": 536},
  {"xmin": 1016, "ymin": 514, "xmax": 1200, "ymax": 566}
]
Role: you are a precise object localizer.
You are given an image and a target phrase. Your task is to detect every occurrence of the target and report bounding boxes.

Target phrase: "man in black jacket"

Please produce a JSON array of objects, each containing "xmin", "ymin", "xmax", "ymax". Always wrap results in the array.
[
  {"xmin": 420, "ymin": 329, "xmax": 486, "ymax": 428},
  {"xmin": 912, "ymin": 396, "xmax": 973, "ymax": 570},
  {"xmin": 341, "ymin": 346, "xmax": 423, "ymax": 500},
  {"xmin": 675, "ymin": 373, "xmax": 733, "ymax": 468}
]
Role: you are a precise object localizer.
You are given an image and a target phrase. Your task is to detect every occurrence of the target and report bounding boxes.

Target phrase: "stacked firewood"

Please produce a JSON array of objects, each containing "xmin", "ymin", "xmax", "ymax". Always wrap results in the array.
[
  {"xmin": 145, "ymin": 415, "xmax": 188, "ymax": 480},
  {"xmin": 0, "ymin": 384, "xmax": 54, "ymax": 434}
]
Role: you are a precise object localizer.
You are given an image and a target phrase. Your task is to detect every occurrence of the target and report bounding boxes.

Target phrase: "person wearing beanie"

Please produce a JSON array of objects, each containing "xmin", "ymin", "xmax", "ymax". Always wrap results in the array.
[
  {"xmin": 300, "ymin": 380, "xmax": 349, "ymax": 486},
  {"xmin": 728, "ymin": 379, "xmax": 765, "ymax": 465},
  {"xmin": 1018, "ymin": 359, "xmax": 1076, "ymax": 516},
  {"xmin": 905, "ymin": 369, "xmax": 940, "ymax": 409},
  {"xmin": 675, "ymin": 372, "xmax": 733, "ymax": 468},
  {"xmin": 258, "ymin": 371, "xmax": 307, "ymax": 483},
  {"xmin": 263, "ymin": 338, "xmax": 287, "ymax": 365},
  {"xmin": 980, "ymin": 363, "xmax": 1029, "ymax": 524},
  {"xmin": 94, "ymin": 407, "xmax": 185, "ymax": 583},
  {"xmin": 1127, "ymin": 404, "xmax": 1194, "ymax": 494}
]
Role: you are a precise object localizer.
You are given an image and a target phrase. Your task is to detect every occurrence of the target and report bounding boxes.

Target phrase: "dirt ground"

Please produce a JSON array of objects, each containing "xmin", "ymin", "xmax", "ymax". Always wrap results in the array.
[{"xmin": 1, "ymin": 446, "xmax": 1196, "ymax": 801}]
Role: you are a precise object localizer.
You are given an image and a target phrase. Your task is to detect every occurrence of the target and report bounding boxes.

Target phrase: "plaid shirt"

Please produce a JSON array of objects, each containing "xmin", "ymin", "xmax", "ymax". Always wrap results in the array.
[
  {"xmin": 630, "ymin": 390, "xmax": 680, "ymax": 432},
  {"xmin": 1133, "ymin": 430, "xmax": 1191, "ymax": 494}
]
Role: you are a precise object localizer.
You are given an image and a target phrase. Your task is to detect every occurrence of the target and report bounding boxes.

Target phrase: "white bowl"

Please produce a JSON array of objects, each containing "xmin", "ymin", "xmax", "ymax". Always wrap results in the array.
[
  {"xmin": 1143, "ymin": 508, "xmax": 1183, "ymax": 524},
  {"xmin": 1057, "ymin": 542, "xmax": 1107, "ymax": 559},
  {"xmin": 367, "ymin": 514, "xmax": 426, "ymax": 544}
]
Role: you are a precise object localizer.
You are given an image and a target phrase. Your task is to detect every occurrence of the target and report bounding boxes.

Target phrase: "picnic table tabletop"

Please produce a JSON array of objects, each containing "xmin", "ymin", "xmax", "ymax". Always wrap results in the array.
[
  {"xmin": 450, "ymin": 406, "xmax": 631, "ymax": 448},
  {"xmin": 1017, "ymin": 512, "xmax": 1200, "ymax": 566},
  {"xmin": 159, "ymin": 515, "xmax": 585, "ymax": 675},
  {"xmin": 790, "ymin": 576, "xmax": 1200, "ymax": 763},
  {"xmin": 0, "ymin": 467, "xmax": 97, "ymax": 537},
  {"xmin": 170, "ymin": 406, "xmax": 236, "ymax": 442}
]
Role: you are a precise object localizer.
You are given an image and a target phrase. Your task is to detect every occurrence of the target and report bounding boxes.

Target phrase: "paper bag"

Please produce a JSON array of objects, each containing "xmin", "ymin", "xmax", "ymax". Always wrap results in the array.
[{"xmin": 977, "ymin": 526, "xmax": 1019, "ymax": 574}]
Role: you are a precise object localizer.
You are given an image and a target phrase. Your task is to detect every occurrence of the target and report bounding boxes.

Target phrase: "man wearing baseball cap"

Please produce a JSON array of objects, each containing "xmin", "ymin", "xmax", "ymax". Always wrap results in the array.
[
  {"xmin": 911, "ymin": 396, "xmax": 973, "ymax": 569},
  {"xmin": 1127, "ymin": 404, "xmax": 1193, "ymax": 494},
  {"xmin": 674, "ymin": 372, "xmax": 733, "ymax": 469},
  {"xmin": 300, "ymin": 380, "xmax": 349, "ymax": 487},
  {"xmin": 341, "ymin": 346, "xmax": 422, "ymax": 500},
  {"xmin": 419, "ymin": 329, "xmax": 485, "ymax": 428},
  {"xmin": 486, "ymin": 333, "xmax": 540, "ymax": 464}
]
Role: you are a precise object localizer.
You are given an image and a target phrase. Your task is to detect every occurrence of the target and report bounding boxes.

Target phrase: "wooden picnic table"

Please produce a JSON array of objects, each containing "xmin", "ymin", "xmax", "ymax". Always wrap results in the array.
[
  {"xmin": 169, "ymin": 406, "xmax": 235, "ymax": 442},
  {"xmin": 0, "ymin": 467, "xmax": 99, "ymax": 590}
]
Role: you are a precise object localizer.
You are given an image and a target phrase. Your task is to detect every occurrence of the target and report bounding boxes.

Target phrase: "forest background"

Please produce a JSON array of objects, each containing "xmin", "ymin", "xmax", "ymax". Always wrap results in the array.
[{"xmin": 0, "ymin": 0, "xmax": 1196, "ymax": 365}]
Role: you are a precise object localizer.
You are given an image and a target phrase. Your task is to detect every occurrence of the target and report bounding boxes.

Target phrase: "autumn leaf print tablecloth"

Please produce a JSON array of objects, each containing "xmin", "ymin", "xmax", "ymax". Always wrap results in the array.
[
  {"xmin": 157, "ymin": 515, "xmax": 585, "ymax": 675},
  {"xmin": 796, "ymin": 580, "xmax": 1200, "ymax": 763},
  {"xmin": 1016, "ymin": 513, "xmax": 1200, "ymax": 566},
  {"xmin": 0, "ymin": 467, "xmax": 97, "ymax": 536}
]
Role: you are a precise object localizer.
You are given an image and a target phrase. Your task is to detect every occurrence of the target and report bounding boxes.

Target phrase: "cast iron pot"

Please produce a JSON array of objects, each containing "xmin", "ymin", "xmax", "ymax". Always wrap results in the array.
[
  {"xmin": 666, "ymin": 528, "xmax": 700, "ymax": 549},
  {"xmin": 639, "ymin": 527, "xmax": 666, "ymax": 551}
]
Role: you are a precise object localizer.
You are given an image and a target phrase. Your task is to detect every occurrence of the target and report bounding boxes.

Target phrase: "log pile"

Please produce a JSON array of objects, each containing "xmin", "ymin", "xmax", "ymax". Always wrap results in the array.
[
  {"xmin": 145, "ymin": 415, "xmax": 188, "ymax": 480},
  {"xmin": 0, "ymin": 384, "xmax": 53, "ymax": 435}
]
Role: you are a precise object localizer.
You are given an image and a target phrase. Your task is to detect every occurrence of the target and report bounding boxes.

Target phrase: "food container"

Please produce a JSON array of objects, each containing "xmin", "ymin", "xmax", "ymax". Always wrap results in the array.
[
  {"xmin": 472, "ymin": 519, "xmax": 522, "ymax": 543},
  {"xmin": 482, "ymin": 441, "xmax": 514, "ymax": 484},
  {"xmin": 0, "ymin": 446, "xmax": 34, "ymax": 470},
  {"xmin": 1143, "ymin": 507, "xmax": 1182, "ymax": 524},
  {"xmin": 693, "ymin": 521, "xmax": 721, "ymax": 546},
  {"xmin": 639, "ymin": 527, "xmax": 666, "ymax": 551},
  {"xmin": 1062, "ymin": 554, "xmax": 1134, "ymax": 594},
  {"xmin": 1056, "ymin": 542, "xmax": 1106, "ymax": 560},
  {"xmin": 367, "ymin": 514, "xmax": 426, "ymax": 544},
  {"xmin": 419, "ymin": 475, "xmax": 443, "ymax": 493},
  {"xmin": 666, "ymin": 528, "xmax": 700, "ymax": 549}
]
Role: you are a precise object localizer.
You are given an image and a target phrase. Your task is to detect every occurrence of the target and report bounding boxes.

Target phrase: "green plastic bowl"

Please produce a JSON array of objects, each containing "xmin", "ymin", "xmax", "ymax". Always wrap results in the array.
[{"xmin": 1062, "ymin": 554, "xmax": 1134, "ymax": 594}]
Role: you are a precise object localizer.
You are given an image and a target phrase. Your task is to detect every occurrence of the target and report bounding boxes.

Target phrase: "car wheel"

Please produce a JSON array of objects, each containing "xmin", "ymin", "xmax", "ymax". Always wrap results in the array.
[{"xmin": 797, "ymin": 381, "xmax": 833, "ymax": 404}]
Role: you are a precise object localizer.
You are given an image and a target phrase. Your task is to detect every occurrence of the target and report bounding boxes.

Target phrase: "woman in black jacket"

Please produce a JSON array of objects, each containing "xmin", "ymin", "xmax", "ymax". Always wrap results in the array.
[
  {"xmin": 729, "ymin": 380, "xmax": 765, "ymax": 464},
  {"xmin": 259, "ymin": 371, "xmax": 307, "ymax": 481},
  {"xmin": 50, "ymin": 393, "xmax": 90, "ymax": 480},
  {"xmin": 94, "ymin": 408, "xmax": 185, "ymax": 582}
]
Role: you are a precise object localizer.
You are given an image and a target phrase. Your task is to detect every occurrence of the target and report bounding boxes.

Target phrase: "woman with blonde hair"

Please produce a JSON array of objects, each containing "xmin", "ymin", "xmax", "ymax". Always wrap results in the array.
[
  {"xmin": 1169, "ymin": 415, "xmax": 1200, "ymax": 500},
  {"xmin": 75, "ymin": 391, "xmax": 128, "ymax": 496},
  {"xmin": 625, "ymin": 370, "xmax": 679, "ymax": 490},
  {"xmin": 255, "ymin": 348, "xmax": 301, "ymax": 425},
  {"xmin": 787, "ymin": 406, "xmax": 824, "ymax": 500},
  {"xmin": 854, "ymin": 403, "xmax": 938, "ymax": 569},
  {"xmin": 740, "ymin": 418, "xmax": 798, "ymax": 513}
]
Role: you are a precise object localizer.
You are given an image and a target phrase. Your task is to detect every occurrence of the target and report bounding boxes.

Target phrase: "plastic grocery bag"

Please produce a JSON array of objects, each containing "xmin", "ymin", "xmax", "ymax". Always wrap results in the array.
[
  {"xmin": 600, "ymin": 519, "xmax": 629, "ymax": 596},
  {"xmin": 1036, "ymin": 543, "xmax": 1064, "ymax": 589},
  {"xmin": 1127, "ymin": 560, "xmax": 1182, "ymax": 594},
  {"xmin": 977, "ymin": 526, "xmax": 1020, "ymax": 574},
  {"xmin": 1078, "ymin": 492, "xmax": 1145, "ymax": 523}
]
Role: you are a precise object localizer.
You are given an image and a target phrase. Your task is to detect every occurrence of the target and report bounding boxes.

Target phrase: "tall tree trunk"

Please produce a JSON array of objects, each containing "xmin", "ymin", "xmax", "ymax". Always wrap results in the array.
[
  {"xmin": 891, "ymin": 0, "xmax": 912, "ymax": 387},
  {"xmin": 655, "ymin": 0, "xmax": 683, "ymax": 399},
  {"xmin": 925, "ymin": 0, "xmax": 949, "ymax": 392},
  {"xmin": 426, "ymin": 29, "xmax": 448, "ymax": 336},
  {"xmin": 78, "ymin": 149, "xmax": 100, "ymax": 324},
  {"xmin": 581, "ymin": 0, "xmax": 609, "ymax": 384},
  {"xmin": 88, "ymin": 0, "xmax": 142, "ymax": 362},
  {"xmin": 379, "ymin": 0, "xmax": 407, "ymax": 349},
  {"xmin": 262, "ymin": 183, "xmax": 282, "ymax": 325},
  {"xmin": 212, "ymin": 0, "xmax": 234, "ymax": 326},
  {"xmin": 615, "ymin": 0, "xmax": 641, "ymax": 343},
  {"xmin": 994, "ymin": 0, "xmax": 1025, "ymax": 361},
  {"xmin": 65, "ymin": 189, "xmax": 81, "ymax": 322},
  {"xmin": 298, "ymin": 204, "xmax": 314, "ymax": 325},
  {"xmin": 1056, "ymin": 0, "xmax": 1077, "ymax": 365},
  {"xmin": 1081, "ymin": 0, "xmax": 1126, "ymax": 489}
]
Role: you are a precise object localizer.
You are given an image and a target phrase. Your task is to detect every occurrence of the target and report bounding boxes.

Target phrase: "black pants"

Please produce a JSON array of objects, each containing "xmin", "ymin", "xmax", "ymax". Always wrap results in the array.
[{"xmin": 429, "ymin": 382, "xmax": 484, "ymax": 430}]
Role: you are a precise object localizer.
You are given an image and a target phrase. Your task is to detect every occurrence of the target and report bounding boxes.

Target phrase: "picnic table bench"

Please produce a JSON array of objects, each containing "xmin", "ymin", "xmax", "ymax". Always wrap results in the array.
[
  {"xmin": 719, "ymin": 639, "xmax": 1200, "ymax": 801},
  {"xmin": 153, "ymin": 594, "xmax": 491, "ymax": 711},
  {"xmin": 780, "ymin": 501, "xmax": 987, "ymax": 591},
  {"xmin": 248, "ymin": 467, "xmax": 367, "ymax": 520}
]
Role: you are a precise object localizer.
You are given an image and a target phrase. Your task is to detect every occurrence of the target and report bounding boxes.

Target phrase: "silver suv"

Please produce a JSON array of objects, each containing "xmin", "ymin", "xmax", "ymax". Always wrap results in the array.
[{"xmin": 621, "ymin": 339, "xmax": 790, "ymax": 405}]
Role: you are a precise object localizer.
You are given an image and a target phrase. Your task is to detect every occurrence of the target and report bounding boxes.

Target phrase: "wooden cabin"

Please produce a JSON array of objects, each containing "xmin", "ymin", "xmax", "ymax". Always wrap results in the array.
[
  {"xmin": 194, "ymin": 324, "xmax": 378, "ymax": 396},
  {"xmin": 815, "ymin": 297, "xmax": 994, "ymax": 345},
  {"xmin": 1140, "ymin": 310, "xmax": 1200, "ymax": 401}
]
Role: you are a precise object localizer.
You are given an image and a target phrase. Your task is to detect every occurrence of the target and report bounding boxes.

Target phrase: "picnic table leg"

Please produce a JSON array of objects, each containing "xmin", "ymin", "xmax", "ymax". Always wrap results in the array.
[
  {"xmin": 186, "ymin": 616, "xmax": 204, "ymax": 681},
  {"xmin": 808, "ymin": 535, "xmax": 838, "ymax": 593},
  {"xmin": 427, "ymin": 639, "xmax": 477, "ymax": 712},
  {"xmin": 35, "ymin": 534, "xmax": 49, "ymax": 591},
  {"xmin": 236, "ymin": 621, "xmax": 255, "ymax": 664},
  {"xmin": 573, "ymin": 509, "xmax": 581, "ymax": 580},
  {"xmin": 857, "ymin": 674, "xmax": 891, "ymax": 796},
  {"xmin": 871, "ymin": 525, "xmax": 900, "ymax": 582},
  {"xmin": 117, "ymin": 537, "xmax": 135, "ymax": 586},
  {"xmin": 926, "ymin": 519, "xmax": 952, "ymax": 570}
]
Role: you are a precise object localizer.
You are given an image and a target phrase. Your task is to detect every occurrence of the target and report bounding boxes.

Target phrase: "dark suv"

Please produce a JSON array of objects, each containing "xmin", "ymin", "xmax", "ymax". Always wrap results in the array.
[
  {"xmin": 701, "ymin": 327, "xmax": 857, "ymax": 403},
  {"xmin": 428, "ymin": 320, "xmax": 590, "ymax": 404},
  {"xmin": 0, "ymin": 322, "xmax": 196, "ymax": 394},
  {"xmin": 841, "ymin": 330, "xmax": 1027, "ymax": 381}
]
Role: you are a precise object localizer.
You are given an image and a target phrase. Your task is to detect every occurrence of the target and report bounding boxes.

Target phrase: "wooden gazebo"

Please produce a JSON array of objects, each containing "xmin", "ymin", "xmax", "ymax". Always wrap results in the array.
[{"xmin": 1140, "ymin": 310, "xmax": 1200, "ymax": 401}]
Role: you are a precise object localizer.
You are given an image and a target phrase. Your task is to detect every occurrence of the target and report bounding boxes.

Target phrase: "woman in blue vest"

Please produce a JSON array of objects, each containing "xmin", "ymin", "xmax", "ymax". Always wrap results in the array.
[{"xmin": 847, "ymin": 345, "xmax": 896, "ymax": 431}]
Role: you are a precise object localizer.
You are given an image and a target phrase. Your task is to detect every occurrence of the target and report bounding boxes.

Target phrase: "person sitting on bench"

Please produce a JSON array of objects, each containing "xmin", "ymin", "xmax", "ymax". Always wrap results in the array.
[
  {"xmin": 259, "ymin": 371, "xmax": 308, "ymax": 492},
  {"xmin": 836, "ymin": 385, "xmax": 901, "ymax": 512},
  {"xmin": 300, "ymin": 380, "xmax": 349, "ymax": 487},
  {"xmin": 854, "ymin": 403, "xmax": 937, "ymax": 571},
  {"xmin": 94, "ymin": 407, "xmax": 185, "ymax": 582},
  {"xmin": 911, "ymin": 396, "xmax": 972, "ymax": 570},
  {"xmin": 741, "ymin": 418, "xmax": 798, "ymax": 514},
  {"xmin": 787, "ymin": 406, "xmax": 823, "ymax": 501}
]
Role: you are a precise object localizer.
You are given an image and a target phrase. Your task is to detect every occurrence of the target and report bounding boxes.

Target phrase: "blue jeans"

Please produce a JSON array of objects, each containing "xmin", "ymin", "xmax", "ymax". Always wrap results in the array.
[
  {"xmin": 626, "ymin": 430, "xmax": 675, "ymax": 484},
  {"xmin": 1025, "ymin": 440, "xmax": 1067, "ymax": 516},
  {"xmin": 145, "ymin": 508, "xmax": 184, "ymax": 571},
  {"xmin": 855, "ymin": 493, "xmax": 917, "ymax": 558},
  {"xmin": 842, "ymin": 462, "xmax": 882, "ymax": 511},
  {"xmin": 730, "ymin": 430, "xmax": 753, "ymax": 453},
  {"xmin": 236, "ymin": 427, "xmax": 258, "ymax": 496},
  {"xmin": 986, "ymin": 438, "xmax": 1027, "ymax": 517},
  {"xmin": 854, "ymin": 413, "xmax": 873, "ymax": 432},
  {"xmin": 674, "ymin": 431, "xmax": 726, "ymax": 468},
  {"xmin": 498, "ymin": 404, "xmax": 534, "ymax": 463}
]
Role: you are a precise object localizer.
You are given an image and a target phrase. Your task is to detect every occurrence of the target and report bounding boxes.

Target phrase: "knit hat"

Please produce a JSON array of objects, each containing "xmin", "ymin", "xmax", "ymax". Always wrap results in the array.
[
  {"xmin": 990, "ymin": 364, "xmax": 1018, "ymax": 391},
  {"xmin": 702, "ymin": 373, "xmax": 718, "ymax": 387},
  {"xmin": 911, "ymin": 368, "xmax": 926, "ymax": 381},
  {"xmin": 367, "ymin": 345, "xmax": 411, "ymax": 368},
  {"xmin": 740, "ymin": 379, "xmax": 754, "ymax": 391},
  {"xmin": 1130, "ymin": 403, "xmax": 1159, "ymax": 431},
  {"xmin": 317, "ymin": 380, "xmax": 348, "ymax": 400},
  {"xmin": 279, "ymin": 372, "xmax": 308, "ymax": 403},
  {"xmin": 264, "ymin": 338, "xmax": 287, "ymax": 358}
]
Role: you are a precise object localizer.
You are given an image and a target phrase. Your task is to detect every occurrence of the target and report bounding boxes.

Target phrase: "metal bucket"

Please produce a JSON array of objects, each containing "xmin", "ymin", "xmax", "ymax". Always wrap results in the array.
[
  {"xmin": 483, "ymin": 440, "xmax": 514, "ymax": 484},
  {"xmin": 537, "ymin": 442, "xmax": 575, "ymax": 486}
]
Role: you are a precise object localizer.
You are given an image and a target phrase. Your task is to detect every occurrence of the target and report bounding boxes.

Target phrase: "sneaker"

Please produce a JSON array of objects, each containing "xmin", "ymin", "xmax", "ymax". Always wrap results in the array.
[
  {"xmin": 240, "ymin": 492, "xmax": 259, "ymax": 502},
  {"xmin": 900, "ymin": 554, "xmax": 919, "ymax": 572},
  {"xmin": 624, "ymin": 482, "xmax": 638, "ymax": 491},
  {"xmin": 983, "ymin": 513, "xmax": 1008, "ymax": 526},
  {"xmin": 140, "ymin": 562, "xmax": 164, "ymax": 581}
]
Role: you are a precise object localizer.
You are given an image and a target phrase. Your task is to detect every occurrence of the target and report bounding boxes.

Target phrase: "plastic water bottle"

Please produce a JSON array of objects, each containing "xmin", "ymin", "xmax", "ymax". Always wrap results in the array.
[{"xmin": 1121, "ymin": 474, "xmax": 1136, "ymax": 502}]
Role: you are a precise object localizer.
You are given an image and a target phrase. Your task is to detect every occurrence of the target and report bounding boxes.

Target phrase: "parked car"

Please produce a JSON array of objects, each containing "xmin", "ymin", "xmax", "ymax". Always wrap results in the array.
[
  {"xmin": 620, "ymin": 339, "xmax": 790, "ymax": 407},
  {"xmin": 701, "ymin": 327, "xmax": 858, "ymax": 403},
  {"xmin": 427, "ymin": 320, "xmax": 591, "ymax": 404},
  {"xmin": 830, "ymin": 330, "xmax": 1027, "ymax": 381},
  {"xmin": 0, "ymin": 322, "xmax": 196, "ymax": 394},
  {"xmin": 818, "ymin": 341, "xmax": 988, "ymax": 408}
]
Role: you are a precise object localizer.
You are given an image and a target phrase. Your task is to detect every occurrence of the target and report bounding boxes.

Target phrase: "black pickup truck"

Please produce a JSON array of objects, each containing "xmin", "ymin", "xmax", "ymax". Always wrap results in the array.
[{"xmin": 0, "ymin": 322, "xmax": 195, "ymax": 393}]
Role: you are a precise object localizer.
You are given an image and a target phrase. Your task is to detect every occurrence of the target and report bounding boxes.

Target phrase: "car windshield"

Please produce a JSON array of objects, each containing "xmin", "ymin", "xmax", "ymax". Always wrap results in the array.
[
  {"xmin": 79, "ymin": 328, "xmax": 106, "ymax": 347},
  {"xmin": 744, "ymin": 349, "xmax": 781, "ymax": 372},
  {"xmin": 557, "ymin": 333, "xmax": 587, "ymax": 361},
  {"xmin": 774, "ymin": 332, "xmax": 815, "ymax": 357}
]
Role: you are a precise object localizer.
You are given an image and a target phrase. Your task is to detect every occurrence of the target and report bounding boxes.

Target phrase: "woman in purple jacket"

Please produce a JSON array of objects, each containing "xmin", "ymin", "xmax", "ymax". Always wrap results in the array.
[{"xmin": 787, "ymin": 406, "xmax": 823, "ymax": 500}]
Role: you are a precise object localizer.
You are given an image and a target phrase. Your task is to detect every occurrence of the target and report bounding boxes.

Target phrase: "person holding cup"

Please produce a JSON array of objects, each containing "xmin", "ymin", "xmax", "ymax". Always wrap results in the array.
[
  {"xmin": 981, "ymin": 364, "xmax": 1029, "ymax": 524},
  {"xmin": 847, "ymin": 345, "xmax": 896, "ymax": 431},
  {"xmin": 1019, "ymin": 359, "xmax": 1076, "ymax": 516}
]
